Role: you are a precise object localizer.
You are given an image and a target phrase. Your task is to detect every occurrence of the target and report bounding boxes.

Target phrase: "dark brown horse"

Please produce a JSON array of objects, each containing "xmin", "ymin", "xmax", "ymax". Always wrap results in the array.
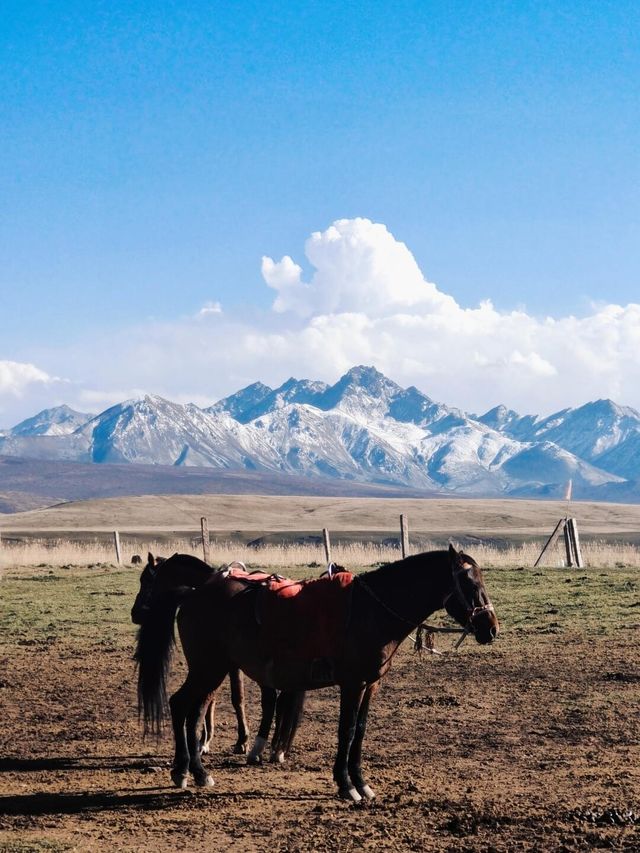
[
  {"xmin": 131, "ymin": 553, "xmax": 303, "ymax": 765},
  {"xmin": 136, "ymin": 545, "xmax": 498, "ymax": 801}
]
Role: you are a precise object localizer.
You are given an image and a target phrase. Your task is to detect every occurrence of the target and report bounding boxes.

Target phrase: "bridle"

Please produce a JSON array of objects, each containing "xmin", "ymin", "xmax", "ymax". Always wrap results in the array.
[{"xmin": 443, "ymin": 561, "xmax": 495, "ymax": 645}]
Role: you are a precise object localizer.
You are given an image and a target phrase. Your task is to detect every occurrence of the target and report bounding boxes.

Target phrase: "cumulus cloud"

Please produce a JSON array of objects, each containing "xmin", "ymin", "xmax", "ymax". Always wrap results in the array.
[
  {"xmin": 262, "ymin": 218, "xmax": 456, "ymax": 318},
  {"xmin": 0, "ymin": 360, "xmax": 55, "ymax": 396},
  {"xmin": 0, "ymin": 360, "xmax": 67, "ymax": 426},
  {"xmin": 4, "ymin": 218, "xmax": 640, "ymax": 420}
]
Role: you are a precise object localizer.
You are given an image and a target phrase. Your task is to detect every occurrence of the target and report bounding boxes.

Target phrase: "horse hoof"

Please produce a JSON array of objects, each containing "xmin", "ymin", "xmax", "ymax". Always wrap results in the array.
[
  {"xmin": 200, "ymin": 744, "xmax": 210, "ymax": 755},
  {"xmin": 358, "ymin": 784, "xmax": 375, "ymax": 801},
  {"xmin": 246, "ymin": 753, "xmax": 262, "ymax": 766},
  {"xmin": 233, "ymin": 743, "xmax": 247, "ymax": 755},
  {"xmin": 170, "ymin": 770, "xmax": 189, "ymax": 789},
  {"xmin": 339, "ymin": 786, "xmax": 362, "ymax": 803},
  {"xmin": 270, "ymin": 750, "xmax": 285, "ymax": 764},
  {"xmin": 194, "ymin": 773, "xmax": 215, "ymax": 788}
]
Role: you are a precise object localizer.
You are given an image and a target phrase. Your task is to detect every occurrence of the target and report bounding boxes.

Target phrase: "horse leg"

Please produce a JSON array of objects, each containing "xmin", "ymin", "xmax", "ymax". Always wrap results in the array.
[
  {"xmin": 200, "ymin": 696, "xmax": 215, "ymax": 754},
  {"xmin": 270, "ymin": 690, "xmax": 305, "ymax": 763},
  {"xmin": 169, "ymin": 673, "xmax": 225, "ymax": 788},
  {"xmin": 333, "ymin": 683, "xmax": 366, "ymax": 802},
  {"xmin": 228, "ymin": 668, "xmax": 250, "ymax": 754},
  {"xmin": 247, "ymin": 686, "xmax": 277, "ymax": 765},
  {"xmin": 169, "ymin": 679, "xmax": 196, "ymax": 788},
  {"xmin": 187, "ymin": 692, "xmax": 218, "ymax": 787},
  {"xmin": 347, "ymin": 681, "xmax": 379, "ymax": 801},
  {"xmin": 270, "ymin": 691, "xmax": 288, "ymax": 763},
  {"xmin": 281, "ymin": 691, "xmax": 306, "ymax": 759}
]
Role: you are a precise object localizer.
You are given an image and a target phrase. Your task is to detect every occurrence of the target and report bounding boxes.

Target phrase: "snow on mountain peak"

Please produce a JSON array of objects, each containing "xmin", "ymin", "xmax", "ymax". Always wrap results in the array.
[
  {"xmin": 1, "ymin": 367, "xmax": 638, "ymax": 499},
  {"xmin": 10, "ymin": 404, "xmax": 93, "ymax": 437}
]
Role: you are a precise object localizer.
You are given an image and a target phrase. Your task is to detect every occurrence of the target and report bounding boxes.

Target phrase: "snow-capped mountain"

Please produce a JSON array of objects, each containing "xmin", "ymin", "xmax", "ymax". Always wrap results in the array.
[
  {"xmin": 10, "ymin": 404, "xmax": 93, "ymax": 437},
  {"xmin": 78, "ymin": 396, "xmax": 278, "ymax": 469},
  {"xmin": 478, "ymin": 398, "xmax": 640, "ymax": 480},
  {"xmin": 210, "ymin": 378, "xmax": 329, "ymax": 424},
  {"xmin": 0, "ymin": 366, "xmax": 637, "ymax": 500}
]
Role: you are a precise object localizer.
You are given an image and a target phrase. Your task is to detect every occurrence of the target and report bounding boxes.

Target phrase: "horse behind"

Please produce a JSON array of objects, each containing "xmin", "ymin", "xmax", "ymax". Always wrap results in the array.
[
  {"xmin": 131, "ymin": 553, "xmax": 304, "ymax": 766},
  {"xmin": 136, "ymin": 545, "xmax": 499, "ymax": 801}
]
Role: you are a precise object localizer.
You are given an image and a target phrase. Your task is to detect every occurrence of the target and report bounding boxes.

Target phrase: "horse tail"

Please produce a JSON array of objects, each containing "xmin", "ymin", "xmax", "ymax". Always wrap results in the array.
[
  {"xmin": 134, "ymin": 585, "xmax": 192, "ymax": 736},
  {"xmin": 272, "ymin": 690, "xmax": 306, "ymax": 757}
]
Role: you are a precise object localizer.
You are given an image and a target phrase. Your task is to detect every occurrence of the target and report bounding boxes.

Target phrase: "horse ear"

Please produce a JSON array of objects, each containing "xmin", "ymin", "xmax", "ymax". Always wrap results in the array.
[
  {"xmin": 147, "ymin": 552, "xmax": 155, "ymax": 567},
  {"xmin": 448, "ymin": 543, "xmax": 461, "ymax": 566}
]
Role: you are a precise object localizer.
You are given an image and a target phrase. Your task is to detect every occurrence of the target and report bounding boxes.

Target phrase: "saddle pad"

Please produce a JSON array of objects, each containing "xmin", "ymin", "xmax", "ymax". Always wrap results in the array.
[
  {"xmin": 225, "ymin": 566, "xmax": 273, "ymax": 584},
  {"xmin": 257, "ymin": 572, "xmax": 354, "ymax": 660}
]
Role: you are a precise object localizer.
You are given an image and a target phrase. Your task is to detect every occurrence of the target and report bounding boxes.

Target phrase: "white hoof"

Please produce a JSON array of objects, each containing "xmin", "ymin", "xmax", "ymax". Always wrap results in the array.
[
  {"xmin": 340, "ymin": 786, "xmax": 362, "ymax": 803},
  {"xmin": 171, "ymin": 770, "xmax": 188, "ymax": 789},
  {"xmin": 247, "ymin": 735, "xmax": 268, "ymax": 765},
  {"xmin": 270, "ymin": 749, "xmax": 285, "ymax": 764},
  {"xmin": 359, "ymin": 784, "xmax": 375, "ymax": 801},
  {"xmin": 196, "ymin": 774, "xmax": 215, "ymax": 788},
  {"xmin": 200, "ymin": 744, "xmax": 210, "ymax": 754}
]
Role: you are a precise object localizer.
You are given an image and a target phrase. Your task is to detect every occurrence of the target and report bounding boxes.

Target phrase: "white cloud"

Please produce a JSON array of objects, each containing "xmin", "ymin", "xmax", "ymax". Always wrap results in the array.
[
  {"xmin": 5, "ymin": 218, "xmax": 640, "ymax": 420},
  {"xmin": 0, "ymin": 360, "xmax": 55, "ymax": 396},
  {"xmin": 0, "ymin": 360, "xmax": 67, "ymax": 426},
  {"xmin": 197, "ymin": 301, "xmax": 223, "ymax": 317},
  {"xmin": 262, "ymin": 218, "xmax": 456, "ymax": 318}
]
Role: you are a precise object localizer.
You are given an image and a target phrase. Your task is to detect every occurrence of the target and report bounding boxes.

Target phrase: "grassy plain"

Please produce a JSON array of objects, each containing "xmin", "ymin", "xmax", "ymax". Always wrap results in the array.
[{"xmin": 1, "ymin": 556, "xmax": 639, "ymax": 851}]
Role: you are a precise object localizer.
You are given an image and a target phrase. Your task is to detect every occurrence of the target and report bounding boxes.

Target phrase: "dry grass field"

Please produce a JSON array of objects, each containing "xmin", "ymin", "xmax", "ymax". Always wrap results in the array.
[
  {"xmin": 2, "ymin": 494, "xmax": 640, "ymax": 570},
  {"xmin": 3, "ymin": 494, "xmax": 640, "ymax": 538}
]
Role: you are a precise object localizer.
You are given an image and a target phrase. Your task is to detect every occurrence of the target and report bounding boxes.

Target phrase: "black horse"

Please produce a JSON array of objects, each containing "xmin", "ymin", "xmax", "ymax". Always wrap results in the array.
[{"xmin": 131, "ymin": 553, "xmax": 304, "ymax": 768}]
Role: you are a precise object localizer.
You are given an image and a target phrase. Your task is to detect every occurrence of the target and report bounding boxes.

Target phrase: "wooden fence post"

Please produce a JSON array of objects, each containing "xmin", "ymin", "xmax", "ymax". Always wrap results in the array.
[
  {"xmin": 113, "ymin": 530, "xmax": 122, "ymax": 566},
  {"xmin": 533, "ymin": 518, "xmax": 567, "ymax": 567},
  {"xmin": 322, "ymin": 528, "xmax": 332, "ymax": 564},
  {"xmin": 563, "ymin": 522, "xmax": 574, "ymax": 567},
  {"xmin": 201, "ymin": 517, "xmax": 210, "ymax": 565},
  {"xmin": 567, "ymin": 518, "xmax": 584, "ymax": 568},
  {"xmin": 400, "ymin": 514, "xmax": 409, "ymax": 559}
]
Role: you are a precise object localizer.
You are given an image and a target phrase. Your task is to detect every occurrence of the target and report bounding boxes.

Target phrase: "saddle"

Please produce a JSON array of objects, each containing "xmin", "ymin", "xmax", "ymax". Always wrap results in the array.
[{"xmin": 224, "ymin": 565, "xmax": 354, "ymax": 664}]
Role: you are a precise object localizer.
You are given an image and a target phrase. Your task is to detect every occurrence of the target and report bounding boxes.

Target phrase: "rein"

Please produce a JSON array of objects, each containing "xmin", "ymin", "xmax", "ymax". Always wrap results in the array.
[
  {"xmin": 355, "ymin": 575, "xmax": 467, "ymax": 654},
  {"xmin": 355, "ymin": 575, "xmax": 423, "ymax": 632},
  {"xmin": 356, "ymin": 564, "xmax": 493, "ymax": 655}
]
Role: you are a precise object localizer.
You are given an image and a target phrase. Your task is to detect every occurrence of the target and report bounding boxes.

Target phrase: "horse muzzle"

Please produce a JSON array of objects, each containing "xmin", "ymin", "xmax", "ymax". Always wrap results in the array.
[{"xmin": 469, "ymin": 605, "xmax": 499, "ymax": 644}]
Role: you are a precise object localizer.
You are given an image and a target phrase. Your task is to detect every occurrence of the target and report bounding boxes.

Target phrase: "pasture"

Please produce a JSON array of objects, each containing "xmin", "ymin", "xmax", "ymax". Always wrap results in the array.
[{"xmin": 1, "ymin": 551, "xmax": 639, "ymax": 851}]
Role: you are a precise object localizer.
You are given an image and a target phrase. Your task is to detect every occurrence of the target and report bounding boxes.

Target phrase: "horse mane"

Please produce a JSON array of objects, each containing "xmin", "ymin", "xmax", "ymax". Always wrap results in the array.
[
  {"xmin": 358, "ymin": 549, "xmax": 449, "ymax": 582},
  {"xmin": 161, "ymin": 553, "xmax": 214, "ymax": 575}
]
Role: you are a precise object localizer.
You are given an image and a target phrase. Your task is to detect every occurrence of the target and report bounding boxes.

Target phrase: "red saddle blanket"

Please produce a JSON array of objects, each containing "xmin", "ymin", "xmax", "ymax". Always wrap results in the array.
[{"xmin": 226, "ymin": 566, "xmax": 354, "ymax": 660}]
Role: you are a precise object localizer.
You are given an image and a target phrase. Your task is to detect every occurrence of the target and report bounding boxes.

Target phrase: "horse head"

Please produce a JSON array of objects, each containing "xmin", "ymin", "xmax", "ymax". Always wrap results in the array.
[
  {"xmin": 131, "ymin": 552, "xmax": 161, "ymax": 625},
  {"xmin": 443, "ymin": 544, "xmax": 499, "ymax": 644}
]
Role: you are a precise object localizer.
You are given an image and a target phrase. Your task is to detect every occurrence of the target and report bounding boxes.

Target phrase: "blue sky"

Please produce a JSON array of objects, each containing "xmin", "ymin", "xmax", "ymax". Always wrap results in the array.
[{"xmin": 1, "ymin": 2, "xmax": 639, "ymax": 422}]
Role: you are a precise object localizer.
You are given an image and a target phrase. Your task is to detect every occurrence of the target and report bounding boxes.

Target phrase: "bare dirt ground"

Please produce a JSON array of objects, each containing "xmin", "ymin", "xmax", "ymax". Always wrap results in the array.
[{"xmin": 1, "ymin": 562, "xmax": 639, "ymax": 852}]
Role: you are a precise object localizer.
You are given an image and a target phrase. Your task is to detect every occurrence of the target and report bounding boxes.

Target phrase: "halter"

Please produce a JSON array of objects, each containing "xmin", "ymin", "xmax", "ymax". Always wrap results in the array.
[{"xmin": 443, "ymin": 562, "xmax": 495, "ymax": 644}]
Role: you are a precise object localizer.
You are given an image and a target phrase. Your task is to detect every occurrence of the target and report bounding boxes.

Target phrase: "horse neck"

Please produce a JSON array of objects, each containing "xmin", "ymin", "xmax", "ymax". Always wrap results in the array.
[
  {"xmin": 156, "ymin": 555, "xmax": 213, "ymax": 593},
  {"xmin": 362, "ymin": 551, "xmax": 450, "ymax": 629}
]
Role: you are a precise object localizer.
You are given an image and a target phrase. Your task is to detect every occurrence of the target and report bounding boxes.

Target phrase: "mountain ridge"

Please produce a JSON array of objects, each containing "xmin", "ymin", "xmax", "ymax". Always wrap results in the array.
[{"xmin": 2, "ymin": 366, "xmax": 638, "ymax": 503}]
